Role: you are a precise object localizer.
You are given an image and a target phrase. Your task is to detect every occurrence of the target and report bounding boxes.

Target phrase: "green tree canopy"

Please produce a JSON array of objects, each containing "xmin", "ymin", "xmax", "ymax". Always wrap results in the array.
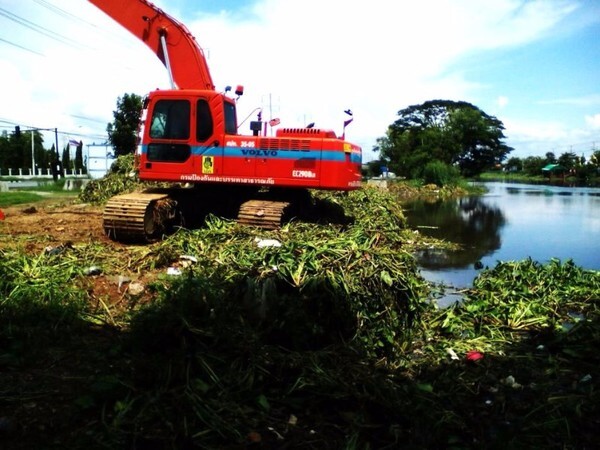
[
  {"xmin": 377, "ymin": 100, "xmax": 513, "ymax": 178},
  {"xmin": 589, "ymin": 150, "xmax": 600, "ymax": 168},
  {"xmin": 545, "ymin": 152, "xmax": 557, "ymax": 164},
  {"xmin": 557, "ymin": 151, "xmax": 579, "ymax": 171},
  {"xmin": 504, "ymin": 156, "xmax": 523, "ymax": 172},
  {"xmin": 107, "ymin": 93, "xmax": 143, "ymax": 157},
  {"xmin": 0, "ymin": 129, "xmax": 49, "ymax": 173},
  {"xmin": 62, "ymin": 145, "xmax": 71, "ymax": 171},
  {"xmin": 74, "ymin": 141, "xmax": 84, "ymax": 172},
  {"xmin": 522, "ymin": 156, "xmax": 546, "ymax": 176}
]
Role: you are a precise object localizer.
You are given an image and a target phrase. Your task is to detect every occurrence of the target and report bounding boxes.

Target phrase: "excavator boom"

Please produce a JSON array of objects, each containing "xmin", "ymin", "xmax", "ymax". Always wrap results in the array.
[{"xmin": 88, "ymin": 0, "xmax": 214, "ymax": 90}]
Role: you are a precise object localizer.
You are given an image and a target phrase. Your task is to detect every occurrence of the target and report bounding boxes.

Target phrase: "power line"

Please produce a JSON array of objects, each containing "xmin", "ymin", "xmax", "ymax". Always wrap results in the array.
[
  {"xmin": 32, "ymin": 0, "xmax": 98, "ymax": 28},
  {"xmin": 0, "ymin": 36, "xmax": 44, "ymax": 56},
  {"xmin": 0, "ymin": 120, "xmax": 106, "ymax": 142},
  {"xmin": 69, "ymin": 114, "xmax": 109, "ymax": 125},
  {"xmin": 0, "ymin": 6, "xmax": 86, "ymax": 50},
  {"xmin": 32, "ymin": 0, "xmax": 140, "ymax": 49}
]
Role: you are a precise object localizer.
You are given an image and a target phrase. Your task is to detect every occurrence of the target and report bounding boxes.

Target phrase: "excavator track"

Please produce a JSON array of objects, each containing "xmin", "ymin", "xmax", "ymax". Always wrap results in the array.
[
  {"xmin": 103, "ymin": 192, "xmax": 174, "ymax": 242},
  {"xmin": 237, "ymin": 200, "xmax": 290, "ymax": 230}
]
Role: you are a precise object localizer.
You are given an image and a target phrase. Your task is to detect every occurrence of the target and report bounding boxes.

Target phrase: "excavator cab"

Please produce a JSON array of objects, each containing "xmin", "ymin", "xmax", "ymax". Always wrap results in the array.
[{"xmin": 138, "ymin": 90, "xmax": 237, "ymax": 181}]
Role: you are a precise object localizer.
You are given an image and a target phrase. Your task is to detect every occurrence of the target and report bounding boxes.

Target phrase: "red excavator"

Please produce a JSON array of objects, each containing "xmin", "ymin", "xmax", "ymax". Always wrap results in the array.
[{"xmin": 89, "ymin": 0, "xmax": 362, "ymax": 241}]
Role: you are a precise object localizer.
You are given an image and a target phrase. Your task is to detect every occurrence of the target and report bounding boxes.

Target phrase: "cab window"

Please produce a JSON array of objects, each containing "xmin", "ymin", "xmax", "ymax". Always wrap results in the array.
[
  {"xmin": 196, "ymin": 99, "xmax": 213, "ymax": 142},
  {"xmin": 149, "ymin": 100, "xmax": 190, "ymax": 140},
  {"xmin": 224, "ymin": 100, "xmax": 237, "ymax": 135}
]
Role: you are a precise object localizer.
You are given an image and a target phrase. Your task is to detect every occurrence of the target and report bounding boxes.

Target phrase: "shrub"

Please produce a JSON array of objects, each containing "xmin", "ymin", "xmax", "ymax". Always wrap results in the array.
[{"xmin": 421, "ymin": 160, "xmax": 460, "ymax": 186}]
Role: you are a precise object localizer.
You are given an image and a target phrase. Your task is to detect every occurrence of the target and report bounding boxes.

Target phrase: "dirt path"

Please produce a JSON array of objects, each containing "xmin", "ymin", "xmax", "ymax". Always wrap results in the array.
[{"xmin": 0, "ymin": 200, "xmax": 110, "ymax": 250}]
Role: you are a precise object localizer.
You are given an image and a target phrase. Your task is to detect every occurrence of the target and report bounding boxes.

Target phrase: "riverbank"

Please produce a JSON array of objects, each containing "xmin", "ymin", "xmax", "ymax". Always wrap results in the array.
[
  {"xmin": 368, "ymin": 177, "xmax": 486, "ymax": 202},
  {"xmin": 478, "ymin": 170, "xmax": 600, "ymax": 186}
]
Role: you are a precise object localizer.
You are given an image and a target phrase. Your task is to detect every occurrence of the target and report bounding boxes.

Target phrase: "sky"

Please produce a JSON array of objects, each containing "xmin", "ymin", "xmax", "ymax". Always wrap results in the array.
[{"xmin": 0, "ymin": 0, "xmax": 599, "ymax": 163}]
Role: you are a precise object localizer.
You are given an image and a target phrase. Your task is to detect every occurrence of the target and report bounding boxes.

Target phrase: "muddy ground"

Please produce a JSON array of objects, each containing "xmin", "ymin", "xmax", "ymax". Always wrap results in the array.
[
  {"xmin": 0, "ymin": 198, "xmax": 161, "ymax": 315},
  {"xmin": 0, "ymin": 202, "xmax": 107, "ymax": 247}
]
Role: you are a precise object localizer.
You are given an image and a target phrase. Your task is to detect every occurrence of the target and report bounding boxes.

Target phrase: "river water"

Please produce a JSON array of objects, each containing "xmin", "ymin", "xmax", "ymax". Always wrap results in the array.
[{"xmin": 403, "ymin": 181, "xmax": 600, "ymax": 289}]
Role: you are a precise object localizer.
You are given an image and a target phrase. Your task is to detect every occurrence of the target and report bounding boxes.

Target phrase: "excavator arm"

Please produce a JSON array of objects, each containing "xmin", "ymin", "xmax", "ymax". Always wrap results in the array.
[{"xmin": 88, "ymin": 0, "xmax": 214, "ymax": 90}]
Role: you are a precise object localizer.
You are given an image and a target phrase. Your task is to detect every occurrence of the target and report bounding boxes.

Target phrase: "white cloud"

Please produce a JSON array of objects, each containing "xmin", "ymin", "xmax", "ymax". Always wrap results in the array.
[
  {"xmin": 185, "ymin": 0, "xmax": 579, "ymax": 160},
  {"xmin": 539, "ymin": 94, "xmax": 600, "ymax": 106},
  {"xmin": 497, "ymin": 96, "xmax": 509, "ymax": 108},
  {"xmin": 585, "ymin": 114, "xmax": 600, "ymax": 129},
  {"xmin": 503, "ymin": 116, "xmax": 599, "ymax": 158},
  {"xmin": 505, "ymin": 117, "xmax": 569, "ymax": 142},
  {"xmin": 0, "ymin": 0, "xmax": 588, "ymax": 161}
]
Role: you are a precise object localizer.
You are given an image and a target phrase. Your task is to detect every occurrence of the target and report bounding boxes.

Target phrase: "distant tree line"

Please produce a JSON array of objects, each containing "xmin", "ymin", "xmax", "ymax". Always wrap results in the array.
[
  {"xmin": 502, "ymin": 151, "xmax": 600, "ymax": 182},
  {"xmin": 364, "ymin": 99, "xmax": 599, "ymax": 185},
  {"xmin": 0, "ymin": 129, "xmax": 48, "ymax": 172},
  {"xmin": 0, "ymin": 129, "xmax": 85, "ymax": 176},
  {"xmin": 0, "ymin": 92, "xmax": 143, "ymax": 177}
]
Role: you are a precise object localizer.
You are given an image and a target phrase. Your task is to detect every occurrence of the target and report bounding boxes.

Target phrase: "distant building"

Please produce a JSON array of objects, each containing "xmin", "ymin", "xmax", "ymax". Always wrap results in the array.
[
  {"xmin": 542, "ymin": 163, "xmax": 567, "ymax": 180},
  {"xmin": 87, "ymin": 144, "xmax": 115, "ymax": 179}
]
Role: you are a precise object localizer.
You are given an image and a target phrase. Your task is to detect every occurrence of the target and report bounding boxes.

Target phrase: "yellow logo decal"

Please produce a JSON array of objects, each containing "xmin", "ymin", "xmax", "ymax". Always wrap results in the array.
[{"xmin": 202, "ymin": 156, "xmax": 214, "ymax": 174}]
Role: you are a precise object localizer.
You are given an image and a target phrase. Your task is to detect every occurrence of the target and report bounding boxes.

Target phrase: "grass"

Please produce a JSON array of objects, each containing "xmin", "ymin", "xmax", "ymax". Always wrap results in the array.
[
  {"xmin": 0, "ymin": 176, "xmax": 598, "ymax": 448},
  {"xmin": 0, "ymin": 179, "xmax": 82, "ymax": 208},
  {"xmin": 0, "ymin": 191, "xmax": 46, "ymax": 207},
  {"xmin": 477, "ymin": 170, "xmax": 600, "ymax": 186}
]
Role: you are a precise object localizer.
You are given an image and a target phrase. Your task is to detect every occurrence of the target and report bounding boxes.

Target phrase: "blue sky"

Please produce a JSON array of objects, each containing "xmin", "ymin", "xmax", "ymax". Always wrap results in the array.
[{"xmin": 0, "ymin": 0, "xmax": 599, "ymax": 162}]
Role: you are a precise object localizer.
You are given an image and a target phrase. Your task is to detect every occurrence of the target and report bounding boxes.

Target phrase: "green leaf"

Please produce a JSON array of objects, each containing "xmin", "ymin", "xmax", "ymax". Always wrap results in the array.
[
  {"xmin": 257, "ymin": 394, "xmax": 270, "ymax": 411},
  {"xmin": 380, "ymin": 270, "xmax": 394, "ymax": 287},
  {"xmin": 416, "ymin": 383, "xmax": 434, "ymax": 393}
]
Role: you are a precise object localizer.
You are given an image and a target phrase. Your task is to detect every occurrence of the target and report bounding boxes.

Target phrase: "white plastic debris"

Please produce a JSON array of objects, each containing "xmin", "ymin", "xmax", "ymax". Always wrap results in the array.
[
  {"xmin": 180, "ymin": 255, "xmax": 198, "ymax": 263},
  {"xmin": 84, "ymin": 266, "xmax": 102, "ymax": 276},
  {"xmin": 254, "ymin": 237, "xmax": 281, "ymax": 248},
  {"xmin": 446, "ymin": 348, "xmax": 459, "ymax": 360},
  {"xmin": 167, "ymin": 267, "xmax": 182, "ymax": 276}
]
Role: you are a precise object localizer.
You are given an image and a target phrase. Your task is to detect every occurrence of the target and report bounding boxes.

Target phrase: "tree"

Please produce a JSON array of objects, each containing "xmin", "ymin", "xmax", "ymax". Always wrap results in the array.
[
  {"xmin": 361, "ymin": 159, "xmax": 386, "ymax": 178},
  {"xmin": 107, "ymin": 93, "xmax": 143, "ymax": 156},
  {"xmin": 522, "ymin": 156, "xmax": 545, "ymax": 176},
  {"xmin": 504, "ymin": 157, "xmax": 522, "ymax": 172},
  {"xmin": 589, "ymin": 150, "xmax": 600, "ymax": 168},
  {"xmin": 62, "ymin": 145, "xmax": 71, "ymax": 173},
  {"xmin": 545, "ymin": 152, "xmax": 557, "ymax": 164},
  {"xmin": 74, "ymin": 141, "xmax": 84, "ymax": 173},
  {"xmin": 377, "ymin": 100, "xmax": 513, "ymax": 178},
  {"xmin": 557, "ymin": 151, "xmax": 579, "ymax": 171}
]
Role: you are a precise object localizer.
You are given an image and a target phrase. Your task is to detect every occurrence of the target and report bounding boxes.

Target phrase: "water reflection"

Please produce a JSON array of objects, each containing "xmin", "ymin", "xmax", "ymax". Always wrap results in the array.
[
  {"xmin": 402, "ymin": 181, "xmax": 600, "ymax": 289},
  {"xmin": 405, "ymin": 197, "xmax": 506, "ymax": 269}
]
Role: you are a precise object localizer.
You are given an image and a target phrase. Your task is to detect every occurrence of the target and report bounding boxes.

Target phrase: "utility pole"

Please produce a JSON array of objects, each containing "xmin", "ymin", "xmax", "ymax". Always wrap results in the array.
[
  {"xmin": 31, "ymin": 130, "xmax": 35, "ymax": 176},
  {"xmin": 53, "ymin": 127, "xmax": 62, "ymax": 181},
  {"xmin": 20, "ymin": 126, "xmax": 63, "ymax": 181}
]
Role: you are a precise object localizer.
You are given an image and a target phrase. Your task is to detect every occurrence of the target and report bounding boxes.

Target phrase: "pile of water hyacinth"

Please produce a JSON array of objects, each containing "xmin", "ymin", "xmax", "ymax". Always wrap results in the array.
[{"xmin": 0, "ymin": 162, "xmax": 598, "ymax": 449}]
